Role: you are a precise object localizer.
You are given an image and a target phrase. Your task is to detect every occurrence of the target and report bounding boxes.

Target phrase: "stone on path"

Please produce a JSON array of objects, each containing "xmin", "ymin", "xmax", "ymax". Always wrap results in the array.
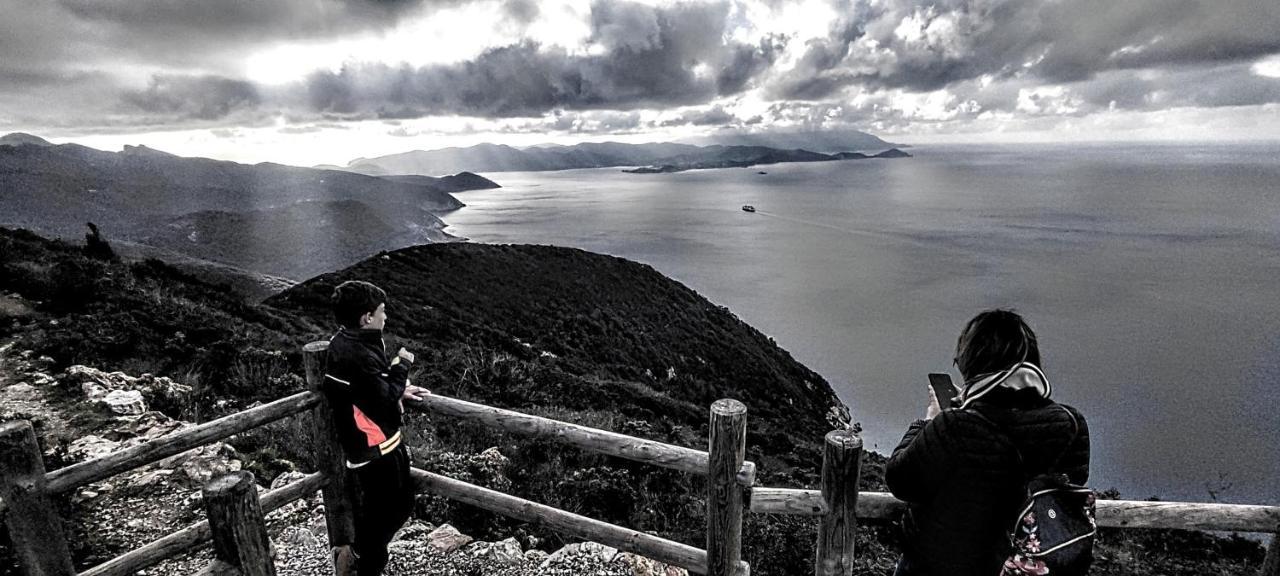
[{"xmin": 426, "ymin": 523, "xmax": 473, "ymax": 554}]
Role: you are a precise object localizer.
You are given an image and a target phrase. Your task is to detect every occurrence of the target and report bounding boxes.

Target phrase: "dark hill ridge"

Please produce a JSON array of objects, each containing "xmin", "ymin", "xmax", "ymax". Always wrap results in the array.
[
  {"xmin": 265, "ymin": 242, "xmax": 848, "ymax": 443},
  {"xmin": 0, "ymin": 136, "xmax": 498, "ymax": 284},
  {"xmin": 0, "ymin": 132, "xmax": 53, "ymax": 147},
  {"xmin": 0, "ymin": 227, "xmax": 1265, "ymax": 576},
  {"xmin": 623, "ymin": 146, "xmax": 911, "ymax": 173},
  {"xmin": 377, "ymin": 171, "xmax": 503, "ymax": 193},
  {"xmin": 340, "ymin": 140, "xmax": 909, "ymax": 176},
  {"xmin": 0, "ymin": 140, "xmax": 462, "ymax": 239},
  {"xmin": 678, "ymin": 128, "xmax": 896, "ymax": 154}
]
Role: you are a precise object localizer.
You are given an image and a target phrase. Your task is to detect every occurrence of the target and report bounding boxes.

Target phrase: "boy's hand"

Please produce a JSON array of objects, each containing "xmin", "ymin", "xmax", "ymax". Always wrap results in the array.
[
  {"xmin": 403, "ymin": 384, "xmax": 429, "ymax": 402},
  {"xmin": 397, "ymin": 347, "xmax": 415, "ymax": 364}
]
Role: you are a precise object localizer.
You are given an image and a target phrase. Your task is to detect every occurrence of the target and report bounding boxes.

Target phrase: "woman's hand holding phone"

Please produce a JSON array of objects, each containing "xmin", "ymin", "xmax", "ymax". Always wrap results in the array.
[{"xmin": 926, "ymin": 373, "xmax": 957, "ymax": 419}]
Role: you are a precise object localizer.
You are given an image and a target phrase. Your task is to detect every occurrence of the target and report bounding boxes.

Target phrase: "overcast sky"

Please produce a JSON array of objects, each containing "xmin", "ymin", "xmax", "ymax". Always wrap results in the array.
[{"xmin": 2, "ymin": 0, "xmax": 1278, "ymax": 165}]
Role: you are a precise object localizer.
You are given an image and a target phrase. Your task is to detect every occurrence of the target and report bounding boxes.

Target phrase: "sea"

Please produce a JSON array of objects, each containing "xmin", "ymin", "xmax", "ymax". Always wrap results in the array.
[{"xmin": 440, "ymin": 141, "xmax": 1280, "ymax": 508}]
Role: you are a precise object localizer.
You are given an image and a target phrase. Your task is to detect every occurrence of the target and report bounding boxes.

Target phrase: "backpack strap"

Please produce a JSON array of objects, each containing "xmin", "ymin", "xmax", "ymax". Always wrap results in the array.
[{"xmin": 1045, "ymin": 406, "xmax": 1081, "ymax": 474}]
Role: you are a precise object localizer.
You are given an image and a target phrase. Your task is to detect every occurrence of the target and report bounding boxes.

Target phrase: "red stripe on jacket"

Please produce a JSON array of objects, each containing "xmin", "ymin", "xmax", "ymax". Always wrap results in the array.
[{"xmin": 352, "ymin": 406, "xmax": 387, "ymax": 447}]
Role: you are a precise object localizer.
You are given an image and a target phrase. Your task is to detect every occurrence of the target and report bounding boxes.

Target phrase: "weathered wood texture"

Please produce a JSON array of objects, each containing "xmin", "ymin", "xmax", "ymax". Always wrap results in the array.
[
  {"xmin": 302, "ymin": 341, "xmax": 357, "ymax": 572},
  {"xmin": 707, "ymin": 399, "xmax": 748, "ymax": 576},
  {"xmin": 45, "ymin": 391, "xmax": 320, "ymax": 494},
  {"xmin": 1094, "ymin": 500, "xmax": 1280, "ymax": 533},
  {"xmin": 204, "ymin": 472, "xmax": 276, "ymax": 576},
  {"xmin": 815, "ymin": 430, "xmax": 862, "ymax": 576},
  {"xmin": 0, "ymin": 420, "xmax": 76, "ymax": 576},
  {"xmin": 411, "ymin": 468, "xmax": 748, "ymax": 576},
  {"xmin": 80, "ymin": 472, "xmax": 324, "ymax": 576},
  {"xmin": 408, "ymin": 386, "xmax": 756, "ymax": 485},
  {"xmin": 1263, "ymin": 535, "xmax": 1280, "ymax": 576},
  {"xmin": 750, "ymin": 488, "xmax": 1280, "ymax": 534},
  {"xmin": 749, "ymin": 488, "xmax": 828, "ymax": 516}
]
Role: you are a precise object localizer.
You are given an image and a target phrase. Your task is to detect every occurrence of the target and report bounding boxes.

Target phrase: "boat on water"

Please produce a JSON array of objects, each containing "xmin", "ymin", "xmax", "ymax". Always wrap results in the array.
[{"xmin": 742, "ymin": 205, "xmax": 756, "ymax": 212}]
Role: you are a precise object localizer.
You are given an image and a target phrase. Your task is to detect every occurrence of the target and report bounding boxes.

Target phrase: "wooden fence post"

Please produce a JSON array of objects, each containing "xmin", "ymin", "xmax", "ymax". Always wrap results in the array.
[
  {"xmin": 815, "ymin": 429, "xmax": 862, "ymax": 576},
  {"xmin": 707, "ymin": 399, "xmax": 748, "ymax": 576},
  {"xmin": 1262, "ymin": 534, "xmax": 1279, "ymax": 576},
  {"xmin": 0, "ymin": 420, "xmax": 76, "ymax": 576},
  {"xmin": 203, "ymin": 471, "xmax": 275, "ymax": 576},
  {"xmin": 303, "ymin": 340, "xmax": 358, "ymax": 576}
]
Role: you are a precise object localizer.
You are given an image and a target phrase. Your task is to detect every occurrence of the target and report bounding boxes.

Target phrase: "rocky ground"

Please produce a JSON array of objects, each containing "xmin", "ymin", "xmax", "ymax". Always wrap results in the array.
[{"xmin": 0, "ymin": 341, "xmax": 688, "ymax": 576}]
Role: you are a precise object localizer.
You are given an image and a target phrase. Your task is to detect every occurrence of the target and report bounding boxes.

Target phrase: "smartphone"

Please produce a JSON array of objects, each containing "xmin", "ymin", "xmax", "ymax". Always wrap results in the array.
[{"xmin": 928, "ymin": 373, "xmax": 957, "ymax": 410}]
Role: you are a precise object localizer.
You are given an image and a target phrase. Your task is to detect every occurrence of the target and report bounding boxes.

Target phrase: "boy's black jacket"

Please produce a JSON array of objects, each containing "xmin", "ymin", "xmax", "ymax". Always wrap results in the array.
[{"xmin": 323, "ymin": 328, "xmax": 409, "ymax": 466}]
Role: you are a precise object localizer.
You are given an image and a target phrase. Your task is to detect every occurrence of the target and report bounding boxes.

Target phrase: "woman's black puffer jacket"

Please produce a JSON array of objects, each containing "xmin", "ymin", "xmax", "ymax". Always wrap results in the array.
[{"xmin": 886, "ymin": 387, "xmax": 1090, "ymax": 576}]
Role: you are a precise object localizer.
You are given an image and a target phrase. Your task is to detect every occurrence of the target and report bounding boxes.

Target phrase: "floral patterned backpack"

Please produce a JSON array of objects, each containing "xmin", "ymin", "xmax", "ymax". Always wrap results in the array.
[{"xmin": 973, "ymin": 407, "xmax": 1096, "ymax": 576}]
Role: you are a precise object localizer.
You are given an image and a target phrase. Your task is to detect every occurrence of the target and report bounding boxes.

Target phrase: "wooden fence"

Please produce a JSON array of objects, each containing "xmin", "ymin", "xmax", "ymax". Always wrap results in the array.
[{"xmin": 0, "ymin": 340, "xmax": 1275, "ymax": 576}]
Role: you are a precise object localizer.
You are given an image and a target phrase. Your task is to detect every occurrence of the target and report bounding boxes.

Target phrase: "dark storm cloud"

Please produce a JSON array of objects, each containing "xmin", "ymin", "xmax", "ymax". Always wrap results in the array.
[
  {"xmin": 659, "ymin": 106, "xmax": 739, "ymax": 127},
  {"xmin": 0, "ymin": 0, "xmax": 457, "ymax": 78},
  {"xmin": 3, "ymin": 0, "xmax": 1278, "ymax": 135},
  {"xmin": 293, "ymin": 1, "xmax": 776, "ymax": 118},
  {"xmin": 1072, "ymin": 64, "xmax": 1280, "ymax": 111},
  {"xmin": 123, "ymin": 75, "xmax": 262, "ymax": 121},
  {"xmin": 55, "ymin": 0, "xmax": 446, "ymax": 45},
  {"xmin": 770, "ymin": 0, "xmax": 1280, "ymax": 98},
  {"xmin": 1, "ymin": 0, "xmax": 780, "ymax": 128},
  {"xmin": 717, "ymin": 35, "xmax": 787, "ymax": 95}
]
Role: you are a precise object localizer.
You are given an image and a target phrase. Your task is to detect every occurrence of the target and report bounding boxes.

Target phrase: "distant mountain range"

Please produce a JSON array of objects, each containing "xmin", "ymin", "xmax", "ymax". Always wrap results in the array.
[
  {"xmin": 0, "ymin": 133, "xmax": 498, "ymax": 289},
  {"xmin": 677, "ymin": 128, "xmax": 896, "ymax": 153},
  {"xmin": 322, "ymin": 129, "xmax": 904, "ymax": 176},
  {"xmin": 622, "ymin": 146, "xmax": 910, "ymax": 173}
]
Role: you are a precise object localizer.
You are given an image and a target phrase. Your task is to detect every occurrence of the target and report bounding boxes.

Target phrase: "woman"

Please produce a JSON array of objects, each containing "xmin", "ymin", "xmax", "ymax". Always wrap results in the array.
[{"xmin": 886, "ymin": 309, "xmax": 1090, "ymax": 576}]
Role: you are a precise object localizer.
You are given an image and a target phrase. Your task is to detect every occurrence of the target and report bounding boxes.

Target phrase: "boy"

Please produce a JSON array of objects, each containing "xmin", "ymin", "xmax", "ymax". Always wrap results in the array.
[{"xmin": 325, "ymin": 280, "xmax": 429, "ymax": 575}]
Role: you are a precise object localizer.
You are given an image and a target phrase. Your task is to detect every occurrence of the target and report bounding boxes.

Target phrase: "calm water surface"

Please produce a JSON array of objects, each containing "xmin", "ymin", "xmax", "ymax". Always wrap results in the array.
[{"xmin": 442, "ymin": 142, "xmax": 1280, "ymax": 506}]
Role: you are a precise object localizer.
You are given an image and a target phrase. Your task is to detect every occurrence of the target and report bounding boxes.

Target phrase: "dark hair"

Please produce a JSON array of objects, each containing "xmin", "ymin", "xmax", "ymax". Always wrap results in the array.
[
  {"xmin": 954, "ymin": 309, "xmax": 1040, "ymax": 381},
  {"xmin": 331, "ymin": 280, "xmax": 386, "ymax": 329}
]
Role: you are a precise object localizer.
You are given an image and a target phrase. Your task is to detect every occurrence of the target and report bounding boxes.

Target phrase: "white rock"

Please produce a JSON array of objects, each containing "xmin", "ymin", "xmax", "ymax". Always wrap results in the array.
[
  {"xmin": 524, "ymin": 549, "xmax": 550, "ymax": 563},
  {"xmin": 3, "ymin": 382, "xmax": 37, "ymax": 399},
  {"xmin": 127, "ymin": 469, "xmax": 173, "ymax": 489},
  {"xmin": 545, "ymin": 541, "xmax": 619, "ymax": 567},
  {"xmin": 615, "ymin": 552, "xmax": 689, "ymax": 576},
  {"xmin": 271, "ymin": 471, "xmax": 307, "ymax": 490},
  {"xmin": 426, "ymin": 524, "xmax": 472, "ymax": 554},
  {"xmin": 67, "ymin": 435, "xmax": 121, "ymax": 462},
  {"xmin": 81, "ymin": 382, "xmax": 107, "ymax": 401},
  {"xmin": 69, "ymin": 365, "xmax": 191, "ymax": 409},
  {"xmin": 177, "ymin": 444, "xmax": 241, "ymax": 486},
  {"xmin": 101, "ymin": 389, "xmax": 146, "ymax": 415},
  {"xmin": 393, "ymin": 520, "xmax": 434, "ymax": 542},
  {"xmin": 470, "ymin": 537, "xmax": 523, "ymax": 566}
]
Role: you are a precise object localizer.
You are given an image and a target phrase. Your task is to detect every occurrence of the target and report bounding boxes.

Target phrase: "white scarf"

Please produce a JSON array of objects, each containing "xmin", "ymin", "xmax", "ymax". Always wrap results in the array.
[{"xmin": 957, "ymin": 362, "xmax": 1051, "ymax": 410}]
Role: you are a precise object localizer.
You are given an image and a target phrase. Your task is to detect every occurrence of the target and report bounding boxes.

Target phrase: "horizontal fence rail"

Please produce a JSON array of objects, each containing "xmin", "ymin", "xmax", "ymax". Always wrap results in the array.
[
  {"xmin": 748, "ymin": 488, "xmax": 1280, "ymax": 533},
  {"xmin": 78, "ymin": 472, "xmax": 325, "ymax": 576},
  {"xmin": 411, "ymin": 394, "xmax": 757, "ymax": 486},
  {"xmin": 46, "ymin": 391, "xmax": 321, "ymax": 495},
  {"xmin": 411, "ymin": 468, "xmax": 749, "ymax": 576},
  {"xmin": 4, "ymin": 337, "xmax": 1273, "ymax": 576}
]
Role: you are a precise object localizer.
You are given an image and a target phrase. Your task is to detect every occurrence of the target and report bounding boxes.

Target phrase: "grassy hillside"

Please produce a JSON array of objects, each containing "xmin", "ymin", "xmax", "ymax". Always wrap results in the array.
[
  {"xmin": 142, "ymin": 200, "xmax": 452, "ymax": 280},
  {"xmin": 0, "ymin": 227, "xmax": 1266, "ymax": 575}
]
